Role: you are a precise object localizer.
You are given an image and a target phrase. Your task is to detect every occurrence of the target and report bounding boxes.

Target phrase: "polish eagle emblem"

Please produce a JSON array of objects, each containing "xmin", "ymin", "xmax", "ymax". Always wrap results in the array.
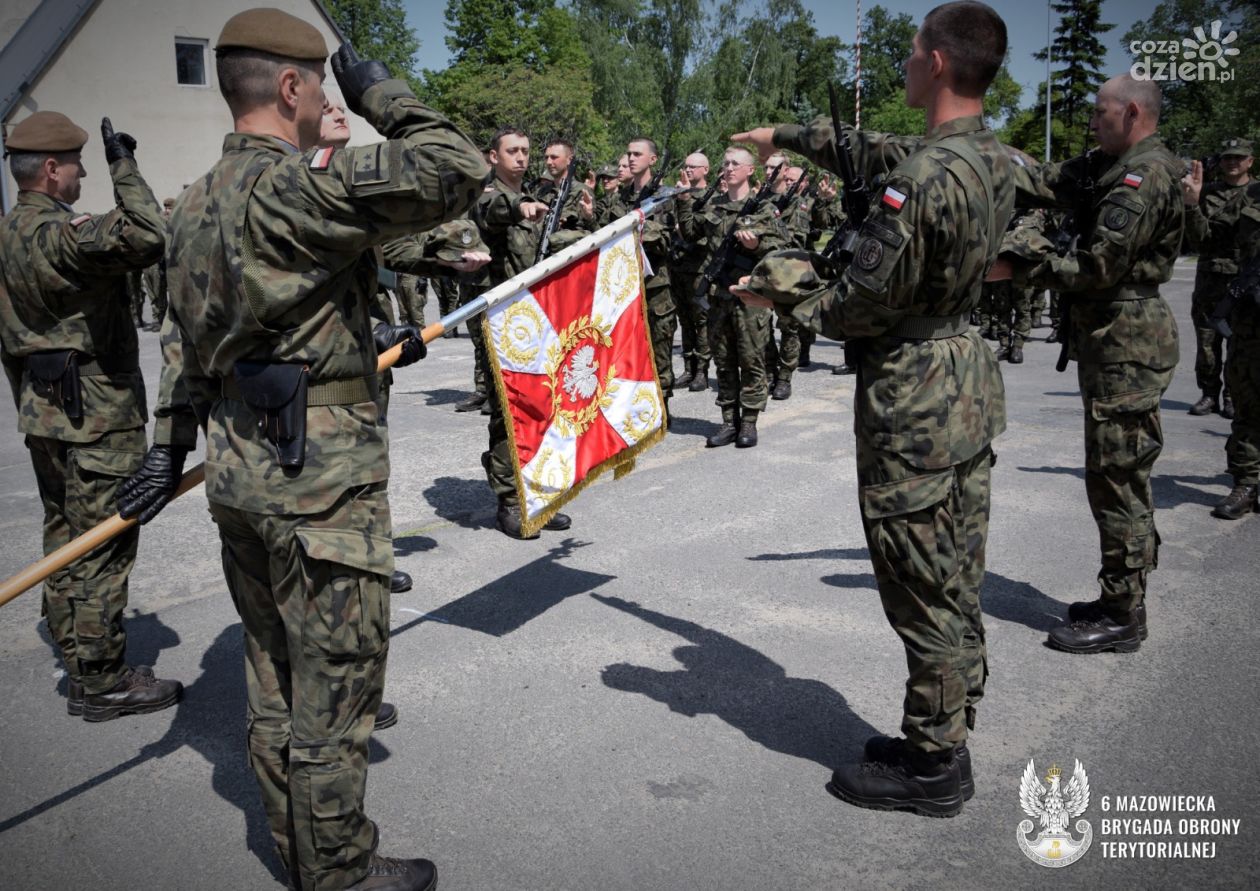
[
  {"xmin": 562, "ymin": 344, "xmax": 600, "ymax": 401},
  {"xmin": 1016, "ymin": 759, "xmax": 1094, "ymax": 867}
]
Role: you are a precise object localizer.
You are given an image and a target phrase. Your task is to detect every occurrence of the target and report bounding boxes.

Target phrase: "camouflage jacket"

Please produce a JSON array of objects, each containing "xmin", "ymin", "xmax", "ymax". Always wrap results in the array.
[
  {"xmin": 475, "ymin": 174, "xmax": 544, "ymax": 285},
  {"xmin": 154, "ymin": 79, "xmax": 488, "ymax": 515},
  {"xmin": 773, "ymin": 190, "xmax": 813, "ymax": 249},
  {"xmin": 1186, "ymin": 180, "xmax": 1260, "ymax": 341},
  {"xmin": 598, "ymin": 179, "xmax": 672, "ymax": 288},
  {"xmin": 0, "ymin": 160, "xmax": 165, "ymax": 442},
  {"xmin": 675, "ymin": 187, "xmax": 787, "ymax": 297},
  {"xmin": 1186, "ymin": 178, "xmax": 1251, "ymax": 275},
  {"xmin": 767, "ymin": 114, "xmax": 1014, "ymax": 470},
  {"xmin": 669, "ymin": 184, "xmax": 718, "ymax": 272},
  {"xmin": 1010, "ymin": 135, "xmax": 1183, "ymax": 368}
]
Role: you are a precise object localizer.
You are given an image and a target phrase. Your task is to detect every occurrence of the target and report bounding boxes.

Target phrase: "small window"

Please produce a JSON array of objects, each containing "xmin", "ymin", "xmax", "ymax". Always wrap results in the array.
[{"xmin": 175, "ymin": 38, "xmax": 208, "ymax": 86}]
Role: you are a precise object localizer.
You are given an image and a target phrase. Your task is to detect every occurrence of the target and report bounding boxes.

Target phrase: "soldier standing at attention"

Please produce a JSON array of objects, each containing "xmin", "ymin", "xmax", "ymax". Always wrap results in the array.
[
  {"xmin": 1187, "ymin": 139, "xmax": 1251, "ymax": 419},
  {"xmin": 0, "ymin": 112, "xmax": 183, "ymax": 721},
  {"xmin": 672, "ymin": 152, "xmax": 714, "ymax": 392},
  {"xmin": 474, "ymin": 127, "xmax": 575, "ymax": 539},
  {"xmin": 733, "ymin": 0, "xmax": 1013, "ymax": 816},
  {"xmin": 115, "ymin": 9, "xmax": 488, "ymax": 889},
  {"xmin": 990, "ymin": 74, "xmax": 1184, "ymax": 655},
  {"xmin": 140, "ymin": 196, "xmax": 176, "ymax": 332}
]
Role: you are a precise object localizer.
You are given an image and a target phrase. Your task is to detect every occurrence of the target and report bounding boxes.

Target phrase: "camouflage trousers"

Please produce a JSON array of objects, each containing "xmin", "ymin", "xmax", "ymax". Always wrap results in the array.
[
  {"xmin": 127, "ymin": 270, "xmax": 146, "ymax": 326},
  {"xmin": 670, "ymin": 266, "xmax": 710, "ymax": 365},
  {"xmin": 768, "ymin": 316, "xmax": 812, "ymax": 383},
  {"xmin": 432, "ymin": 274, "xmax": 460, "ymax": 319},
  {"xmin": 858, "ymin": 442, "xmax": 992, "ymax": 755},
  {"xmin": 483, "ymin": 383, "xmax": 517, "ymax": 502},
  {"xmin": 646, "ymin": 282, "xmax": 678, "ymax": 395},
  {"xmin": 29, "ymin": 426, "xmax": 146, "ymax": 693},
  {"xmin": 1191, "ymin": 270, "xmax": 1233, "ymax": 400},
  {"xmin": 462, "ymin": 280, "xmax": 490, "ymax": 397},
  {"xmin": 1078, "ymin": 361, "xmax": 1176, "ymax": 613},
  {"xmin": 210, "ymin": 482, "xmax": 393, "ymax": 891},
  {"xmin": 142, "ymin": 262, "xmax": 167, "ymax": 325},
  {"xmin": 989, "ymin": 280, "xmax": 1032, "ymax": 348},
  {"xmin": 1226, "ymin": 338, "xmax": 1260, "ymax": 486},
  {"xmin": 710, "ymin": 296, "xmax": 771, "ymax": 413},
  {"xmin": 395, "ymin": 274, "xmax": 427, "ymax": 328}
]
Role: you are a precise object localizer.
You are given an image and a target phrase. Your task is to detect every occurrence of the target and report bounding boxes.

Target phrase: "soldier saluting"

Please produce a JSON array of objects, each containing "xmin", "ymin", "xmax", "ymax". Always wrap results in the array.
[
  {"xmin": 733, "ymin": 0, "xmax": 1014, "ymax": 817},
  {"xmin": 115, "ymin": 8, "xmax": 488, "ymax": 890},
  {"xmin": 0, "ymin": 111, "xmax": 183, "ymax": 721}
]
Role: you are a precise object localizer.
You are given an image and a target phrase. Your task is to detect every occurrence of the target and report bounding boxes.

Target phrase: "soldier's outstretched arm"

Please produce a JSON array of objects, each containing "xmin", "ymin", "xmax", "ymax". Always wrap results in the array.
[
  {"xmin": 48, "ymin": 118, "xmax": 165, "ymax": 278},
  {"xmin": 735, "ymin": 118, "xmax": 918, "ymax": 183}
]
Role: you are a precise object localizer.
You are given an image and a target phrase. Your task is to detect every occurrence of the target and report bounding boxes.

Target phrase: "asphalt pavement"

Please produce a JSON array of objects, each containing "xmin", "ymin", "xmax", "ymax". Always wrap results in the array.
[{"xmin": 1, "ymin": 258, "xmax": 1256, "ymax": 890}]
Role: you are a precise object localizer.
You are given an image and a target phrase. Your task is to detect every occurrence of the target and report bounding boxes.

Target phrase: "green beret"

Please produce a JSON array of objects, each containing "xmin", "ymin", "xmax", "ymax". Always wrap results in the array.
[
  {"xmin": 1220, "ymin": 137, "xmax": 1252, "ymax": 158},
  {"xmin": 6, "ymin": 111, "xmax": 88, "ymax": 153},
  {"xmin": 216, "ymin": 8, "xmax": 328, "ymax": 61}
]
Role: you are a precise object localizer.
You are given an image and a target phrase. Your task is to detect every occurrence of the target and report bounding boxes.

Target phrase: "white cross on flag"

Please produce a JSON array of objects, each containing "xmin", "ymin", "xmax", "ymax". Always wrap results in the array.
[{"xmin": 486, "ymin": 227, "xmax": 666, "ymax": 536}]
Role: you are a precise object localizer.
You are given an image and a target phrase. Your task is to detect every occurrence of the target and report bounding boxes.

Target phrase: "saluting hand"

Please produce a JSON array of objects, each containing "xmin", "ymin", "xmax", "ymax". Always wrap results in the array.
[
  {"xmin": 730, "ymin": 128, "xmax": 778, "ymax": 163},
  {"xmin": 519, "ymin": 201, "xmax": 550, "ymax": 222},
  {"xmin": 1182, "ymin": 159, "xmax": 1204, "ymax": 206},
  {"xmin": 818, "ymin": 176, "xmax": 837, "ymax": 201},
  {"xmin": 331, "ymin": 42, "xmax": 391, "ymax": 116},
  {"xmin": 101, "ymin": 117, "xmax": 137, "ymax": 164}
]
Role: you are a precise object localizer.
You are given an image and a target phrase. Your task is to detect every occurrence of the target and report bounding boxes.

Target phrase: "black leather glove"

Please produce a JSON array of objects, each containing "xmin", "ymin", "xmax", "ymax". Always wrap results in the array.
[
  {"xmin": 117, "ymin": 446, "xmax": 188, "ymax": 525},
  {"xmin": 331, "ymin": 43, "xmax": 391, "ymax": 117},
  {"xmin": 101, "ymin": 117, "xmax": 137, "ymax": 165},
  {"xmin": 374, "ymin": 322, "xmax": 426, "ymax": 368}
]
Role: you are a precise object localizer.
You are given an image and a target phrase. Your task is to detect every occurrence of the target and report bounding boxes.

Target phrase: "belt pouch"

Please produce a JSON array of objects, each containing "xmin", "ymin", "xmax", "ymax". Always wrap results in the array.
[{"xmin": 232, "ymin": 361, "xmax": 308, "ymax": 469}]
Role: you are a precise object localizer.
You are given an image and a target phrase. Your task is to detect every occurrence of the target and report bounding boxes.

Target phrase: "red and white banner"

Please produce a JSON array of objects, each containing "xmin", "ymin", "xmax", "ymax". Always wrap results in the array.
[{"xmin": 486, "ymin": 227, "xmax": 666, "ymax": 535}]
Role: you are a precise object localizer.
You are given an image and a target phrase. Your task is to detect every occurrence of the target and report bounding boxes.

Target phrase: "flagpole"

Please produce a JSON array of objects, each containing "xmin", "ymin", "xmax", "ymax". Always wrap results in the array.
[{"xmin": 0, "ymin": 191, "xmax": 684, "ymax": 607}]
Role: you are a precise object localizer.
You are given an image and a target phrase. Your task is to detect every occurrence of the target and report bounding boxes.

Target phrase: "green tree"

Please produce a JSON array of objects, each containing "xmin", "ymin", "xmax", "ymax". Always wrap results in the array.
[
  {"xmin": 324, "ymin": 0, "xmax": 423, "ymax": 94},
  {"xmin": 1033, "ymin": 0, "xmax": 1114, "ymax": 159},
  {"xmin": 854, "ymin": 5, "xmax": 916, "ymax": 121}
]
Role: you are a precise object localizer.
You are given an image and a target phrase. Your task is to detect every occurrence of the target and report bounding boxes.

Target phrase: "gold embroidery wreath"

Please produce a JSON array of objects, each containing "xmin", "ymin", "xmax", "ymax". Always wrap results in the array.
[
  {"xmin": 525, "ymin": 444, "xmax": 575, "ymax": 505},
  {"xmin": 498, "ymin": 299, "xmax": 545, "ymax": 367},
  {"xmin": 544, "ymin": 315, "xmax": 615, "ymax": 437},
  {"xmin": 597, "ymin": 239, "xmax": 640, "ymax": 322}
]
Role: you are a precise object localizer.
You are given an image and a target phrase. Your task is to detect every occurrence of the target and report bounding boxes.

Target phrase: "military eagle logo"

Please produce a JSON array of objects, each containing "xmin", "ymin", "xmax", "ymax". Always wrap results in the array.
[
  {"xmin": 1016, "ymin": 759, "xmax": 1094, "ymax": 867},
  {"xmin": 562, "ymin": 344, "xmax": 600, "ymax": 401}
]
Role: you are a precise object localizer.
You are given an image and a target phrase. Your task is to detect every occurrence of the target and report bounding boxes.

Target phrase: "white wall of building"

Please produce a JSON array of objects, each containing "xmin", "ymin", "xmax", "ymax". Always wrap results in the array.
[{"xmin": 3, "ymin": 0, "xmax": 384, "ymax": 214}]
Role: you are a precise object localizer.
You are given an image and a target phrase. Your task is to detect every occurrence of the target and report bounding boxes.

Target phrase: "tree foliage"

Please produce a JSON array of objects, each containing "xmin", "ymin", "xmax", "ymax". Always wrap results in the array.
[
  {"xmin": 1032, "ymin": 0, "xmax": 1114, "ymax": 159},
  {"xmin": 324, "ymin": 0, "xmax": 423, "ymax": 94}
]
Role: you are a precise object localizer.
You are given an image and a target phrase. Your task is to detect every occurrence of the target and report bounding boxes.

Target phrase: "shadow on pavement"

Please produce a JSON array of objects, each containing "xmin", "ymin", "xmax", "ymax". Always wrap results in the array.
[
  {"xmin": 394, "ymin": 535, "xmax": 437, "ymax": 557},
  {"xmin": 747, "ymin": 547, "xmax": 869, "ymax": 562},
  {"xmin": 667, "ymin": 413, "xmax": 720, "ymax": 440},
  {"xmin": 390, "ymin": 538, "xmax": 613, "ymax": 638},
  {"xmin": 1016, "ymin": 466, "xmax": 1230, "ymax": 510},
  {"xmin": 594, "ymin": 594, "xmax": 878, "ymax": 771},
  {"xmin": 422, "ymin": 475, "xmax": 496, "ymax": 530},
  {"xmin": 7, "ymin": 622, "xmax": 391, "ymax": 886}
]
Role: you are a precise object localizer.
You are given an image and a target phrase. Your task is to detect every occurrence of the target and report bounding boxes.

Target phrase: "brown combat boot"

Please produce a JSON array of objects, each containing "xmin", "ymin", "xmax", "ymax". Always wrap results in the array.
[
  {"xmin": 1211, "ymin": 484, "xmax": 1259, "ymax": 520},
  {"xmin": 67, "ymin": 665, "xmax": 153, "ymax": 716},
  {"xmin": 81, "ymin": 666, "xmax": 182, "ymax": 722}
]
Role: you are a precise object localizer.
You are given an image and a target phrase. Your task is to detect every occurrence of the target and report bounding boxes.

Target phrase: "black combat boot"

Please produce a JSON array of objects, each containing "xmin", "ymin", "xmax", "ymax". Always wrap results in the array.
[
  {"xmin": 81, "ymin": 666, "xmax": 183, "ymax": 722},
  {"xmin": 832, "ymin": 363, "xmax": 856, "ymax": 376},
  {"xmin": 345, "ymin": 854, "xmax": 437, "ymax": 891},
  {"xmin": 1008, "ymin": 344, "xmax": 1024, "ymax": 364},
  {"xmin": 1220, "ymin": 395, "xmax": 1235, "ymax": 419},
  {"xmin": 771, "ymin": 379, "xmax": 791, "ymax": 400},
  {"xmin": 706, "ymin": 408, "xmax": 739, "ymax": 448},
  {"xmin": 374, "ymin": 702, "xmax": 399, "ymax": 730},
  {"xmin": 674, "ymin": 357, "xmax": 695, "ymax": 390},
  {"xmin": 544, "ymin": 512, "xmax": 572, "ymax": 531},
  {"xmin": 827, "ymin": 746, "xmax": 964, "ymax": 818},
  {"xmin": 67, "ymin": 665, "xmax": 153, "ymax": 716},
  {"xmin": 1045, "ymin": 327, "xmax": 1060, "ymax": 344},
  {"xmin": 689, "ymin": 361, "xmax": 710, "ymax": 392},
  {"xmin": 1211, "ymin": 484, "xmax": 1259, "ymax": 520},
  {"xmin": 1067, "ymin": 599, "xmax": 1148, "ymax": 640},
  {"xmin": 496, "ymin": 500, "xmax": 539, "ymax": 539},
  {"xmin": 799, "ymin": 343, "xmax": 812, "ymax": 368},
  {"xmin": 1047, "ymin": 606, "xmax": 1141, "ymax": 654},
  {"xmin": 390, "ymin": 571, "xmax": 412, "ymax": 594},
  {"xmin": 1188, "ymin": 394, "xmax": 1218, "ymax": 416},
  {"xmin": 994, "ymin": 343, "xmax": 1010, "ymax": 361},
  {"xmin": 454, "ymin": 391, "xmax": 488, "ymax": 413},
  {"xmin": 865, "ymin": 735, "xmax": 974, "ymax": 801},
  {"xmin": 735, "ymin": 412, "xmax": 759, "ymax": 448}
]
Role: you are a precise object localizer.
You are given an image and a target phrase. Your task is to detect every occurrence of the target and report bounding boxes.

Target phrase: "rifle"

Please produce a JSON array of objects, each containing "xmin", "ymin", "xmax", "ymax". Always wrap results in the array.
[
  {"xmin": 1049, "ymin": 149, "xmax": 1104, "ymax": 371},
  {"xmin": 773, "ymin": 170, "xmax": 806, "ymax": 213},
  {"xmin": 818, "ymin": 82, "xmax": 873, "ymax": 269},
  {"xmin": 693, "ymin": 165, "xmax": 783, "ymax": 311},
  {"xmin": 535, "ymin": 154, "xmax": 579, "ymax": 264},
  {"xmin": 634, "ymin": 151, "xmax": 671, "ymax": 208}
]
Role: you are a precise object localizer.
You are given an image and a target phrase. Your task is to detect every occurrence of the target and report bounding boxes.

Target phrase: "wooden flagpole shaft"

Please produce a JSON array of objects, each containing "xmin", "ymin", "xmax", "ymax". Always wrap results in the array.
[{"xmin": 0, "ymin": 193, "xmax": 683, "ymax": 607}]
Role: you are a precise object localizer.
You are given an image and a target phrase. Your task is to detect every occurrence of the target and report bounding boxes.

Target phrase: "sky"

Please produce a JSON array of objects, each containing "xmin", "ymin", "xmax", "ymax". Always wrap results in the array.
[{"xmin": 400, "ymin": 0, "xmax": 1167, "ymax": 107}]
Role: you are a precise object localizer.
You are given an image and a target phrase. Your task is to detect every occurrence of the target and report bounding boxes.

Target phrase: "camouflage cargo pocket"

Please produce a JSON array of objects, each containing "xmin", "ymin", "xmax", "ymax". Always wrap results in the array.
[
  {"xmin": 295, "ymin": 527, "xmax": 390, "ymax": 660},
  {"xmin": 309, "ymin": 764, "xmax": 366, "ymax": 854},
  {"xmin": 67, "ymin": 434, "xmax": 146, "ymax": 531},
  {"xmin": 1086, "ymin": 387, "xmax": 1164, "ymax": 474},
  {"xmin": 861, "ymin": 468, "xmax": 957, "ymax": 591}
]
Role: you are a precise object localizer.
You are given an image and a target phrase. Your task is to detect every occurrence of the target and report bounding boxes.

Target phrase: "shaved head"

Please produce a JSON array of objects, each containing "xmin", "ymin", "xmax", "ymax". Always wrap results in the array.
[
  {"xmin": 685, "ymin": 152, "xmax": 709, "ymax": 168},
  {"xmin": 1103, "ymin": 74, "xmax": 1162, "ymax": 123},
  {"xmin": 725, "ymin": 146, "xmax": 755, "ymax": 167}
]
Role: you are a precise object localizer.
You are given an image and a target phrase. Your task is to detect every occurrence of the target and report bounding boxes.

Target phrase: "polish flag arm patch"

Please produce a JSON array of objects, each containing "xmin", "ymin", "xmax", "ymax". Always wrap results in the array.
[
  {"xmin": 310, "ymin": 147, "xmax": 335, "ymax": 170},
  {"xmin": 70, "ymin": 213, "xmax": 92, "ymax": 227},
  {"xmin": 1123, "ymin": 172, "xmax": 1144, "ymax": 188},
  {"xmin": 882, "ymin": 186, "xmax": 907, "ymax": 211}
]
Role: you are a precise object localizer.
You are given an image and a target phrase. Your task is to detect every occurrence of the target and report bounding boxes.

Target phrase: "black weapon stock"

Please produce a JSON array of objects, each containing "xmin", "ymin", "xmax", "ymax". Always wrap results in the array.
[
  {"xmin": 773, "ymin": 169, "xmax": 806, "ymax": 212},
  {"xmin": 819, "ymin": 82, "xmax": 872, "ymax": 267},
  {"xmin": 1212, "ymin": 252, "xmax": 1260, "ymax": 338},
  {"xmin": 693, "ymin": 165, "xmax": 783, "ymax": 311},
  {"xmin": 535, "ymin": 154, "xmax": 579, "ymax": 264},
  {"xmin": 1050, "ymin": 149, "xmax": 1104, "ymax": 372}
]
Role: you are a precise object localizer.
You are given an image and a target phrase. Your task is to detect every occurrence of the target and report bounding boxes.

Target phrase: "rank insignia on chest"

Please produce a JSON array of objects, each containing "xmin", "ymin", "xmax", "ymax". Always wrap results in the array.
[
  {"xmin": 881, "ymin": 186, "xmax": 907, "ymax": 211},
  {"xmin": 309, "ymin": 147, "xmax": 334, "ymax": 170},
  {"xmin": 855, "ymin": 237, "xmax": 885, "ymax": 270},
  {"xmin": 1123, "ymin": 172, "xmax": 1143, "ymax": 188}
]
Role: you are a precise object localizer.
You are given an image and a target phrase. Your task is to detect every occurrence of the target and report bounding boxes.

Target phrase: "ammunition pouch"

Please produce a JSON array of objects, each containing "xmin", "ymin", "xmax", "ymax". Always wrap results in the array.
[{"xmin": 25, "ymin": 349, "xmax": 82, "ymax": 420}]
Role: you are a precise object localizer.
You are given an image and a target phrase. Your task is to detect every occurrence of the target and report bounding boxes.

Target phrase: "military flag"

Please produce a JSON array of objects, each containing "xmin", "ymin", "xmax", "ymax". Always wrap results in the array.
[{"xmin": 485, "ymin": 225, "xmax": 666, "ymax": 536}]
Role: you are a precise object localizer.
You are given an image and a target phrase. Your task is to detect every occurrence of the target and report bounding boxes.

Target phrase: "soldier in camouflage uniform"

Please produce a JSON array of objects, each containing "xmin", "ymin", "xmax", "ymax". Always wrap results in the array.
[
  {"xmin": 139, "ymin": 196, "xmax": 175, "ymax": 332},
  {"xmin": 733, "ymin": 1, "xmax": 1013, "ymax": 816},
  {"xmin": 429, "ymin": 274, "xmax": 460, "ymax": 334},
  {"xmin": 1187, "ymin": 138, "xmax": 1251, "ymax": 418},
  {"xmin": 0, "ymin": 111, "xmax": 184, "ymax": 721},
  {"xmin": 671, "ymin": 152, "xmax": 714, "ymax": 392},
  {"xmin": 600, "ymin": 138, "xmax": 678, "ymax": 412},
  {"xmin": 676, "ymin": 147, "xmax": 788, "ymax": 448},
  {"xmin": 765, "ymin": 159, "xmax": 816, "ymax": 400},
  {"xmin": 994, "ymin": 74, "xmax": 1184, "ymax": 655},
  {"xmin": 1183, "ymin": 160, "xmax": 1260, "ymax": 521},
  {"xmin": 116, "ymin": 12, "xmax": 488, "ymax": 889},
  {"xmin": 474, "ymin": 127, "xmax": 582, "ymax": 539}
]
